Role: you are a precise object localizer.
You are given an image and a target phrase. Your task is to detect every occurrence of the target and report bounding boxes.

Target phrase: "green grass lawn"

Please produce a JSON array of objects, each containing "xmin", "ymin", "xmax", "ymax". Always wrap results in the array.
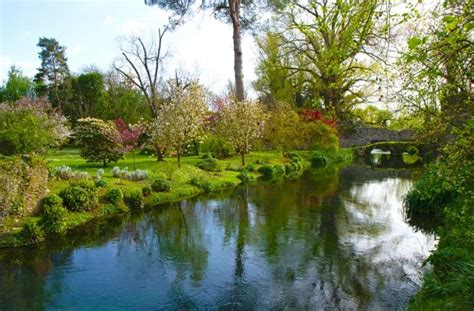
[
  {"xmin": 2, "ymin": 148, "xmax": 354, "ymax": 248},
  {"xmin": 45, "ymin": 148, "xmax": 292, "ymax": 194}
]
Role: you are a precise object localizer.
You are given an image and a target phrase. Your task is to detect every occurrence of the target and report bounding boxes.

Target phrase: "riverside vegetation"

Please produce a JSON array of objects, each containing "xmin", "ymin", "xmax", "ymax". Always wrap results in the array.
[
  {"xmin": 1, "ymin": 0, "xmax": 472, "ymax": 308},
  {"xmin": 0, "ymin": 95, "xmax": 351, "ymax": 248}
]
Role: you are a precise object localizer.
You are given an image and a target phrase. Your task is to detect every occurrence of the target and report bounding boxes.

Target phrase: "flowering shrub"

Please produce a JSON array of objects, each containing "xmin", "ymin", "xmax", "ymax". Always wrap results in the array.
[
  {"xmin": 0, "ymin": 97, "xmax": 70, "ymax": 155},
  {"xmin": 53, "ymin": 165, "xmax": 90, "ymax": 180},
  {"xmin": 111, "ymin": 166, "xmax": 148, "ymax": 181},
  {"xmin": 301, "ymin": 109, "xmax": 336, "ymax": 130},
  {"xmin": 114, "ymin": 118, "xmax": 144, "ymax": 169},
  {"xmin": 149, "ymin": 82, "xmax": 208, "ymax": 166},
  {"xmin": 74, "ymin": 118, "xmax": 123, "ymax": 167},
  {"xmin": 217, "ymin": 98, "xmax": 267, "ymax": 165},
  {"xmin": 0, "ymin": 157, "xmax": 48, "ymax": 226}
]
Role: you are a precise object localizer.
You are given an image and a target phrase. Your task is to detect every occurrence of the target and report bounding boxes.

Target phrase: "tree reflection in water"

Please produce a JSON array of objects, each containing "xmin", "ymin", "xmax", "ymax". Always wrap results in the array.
[{"xmin": 0, "ymin": 165, "xmax": 436, "ymax": 310}]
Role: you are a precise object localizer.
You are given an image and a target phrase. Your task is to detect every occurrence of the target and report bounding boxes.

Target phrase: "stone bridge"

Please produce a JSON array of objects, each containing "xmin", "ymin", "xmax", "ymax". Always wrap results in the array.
[{"xmin": 339, "ymin": 124, "xmax": 414, "ymax": 148}]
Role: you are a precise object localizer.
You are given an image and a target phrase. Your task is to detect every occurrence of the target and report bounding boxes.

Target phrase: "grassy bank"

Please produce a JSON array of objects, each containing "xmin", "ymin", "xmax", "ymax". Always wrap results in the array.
[{"xmin": 0, "ymin": 148, "xmax": 353, "ymax": 248}]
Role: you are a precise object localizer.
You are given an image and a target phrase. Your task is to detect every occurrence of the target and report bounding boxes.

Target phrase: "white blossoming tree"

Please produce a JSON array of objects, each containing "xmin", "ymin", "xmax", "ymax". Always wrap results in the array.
[
  {"xmin": 218, "ymin": 99, "xmax": 267, "ymax": 166},
  {"xmin": 150, "ymin": 82, "xmax": 208, "ymax": 167}
]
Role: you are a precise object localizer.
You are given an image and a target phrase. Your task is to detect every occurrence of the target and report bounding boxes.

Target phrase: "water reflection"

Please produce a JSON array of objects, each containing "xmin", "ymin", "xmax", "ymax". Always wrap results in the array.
[{"xmin": 0, "ymin": 165, "xmax": 436, "ymax": 310}]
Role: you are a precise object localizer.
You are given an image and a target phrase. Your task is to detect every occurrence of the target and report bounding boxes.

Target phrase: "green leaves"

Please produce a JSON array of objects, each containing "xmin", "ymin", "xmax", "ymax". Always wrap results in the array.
[
  {"xmin": 442, "ymin": 15, "xmax": 455, "ymax": 23},
  {"xmin": 407, "ymin": 36, "xmax": 422, "ymax": 50}
]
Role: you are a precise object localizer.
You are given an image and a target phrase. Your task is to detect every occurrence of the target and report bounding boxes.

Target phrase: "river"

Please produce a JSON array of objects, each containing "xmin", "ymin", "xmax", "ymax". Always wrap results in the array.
[{"xmin": 0, "ymin": 165, "xmax": 436, "ymax": 310}]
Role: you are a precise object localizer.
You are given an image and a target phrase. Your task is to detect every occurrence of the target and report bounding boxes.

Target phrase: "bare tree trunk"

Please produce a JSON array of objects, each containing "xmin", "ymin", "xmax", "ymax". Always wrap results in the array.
[
  {"xmin": 241, "ymin": 152, "xmax": 245, "ymax": 166},
  {"xmin": 229, "ymin": 0, "xmax": 245, "ymax": 101},
  {"xmin": 156, "ymin": 149, "xmax": 165, "ymax": 162}
]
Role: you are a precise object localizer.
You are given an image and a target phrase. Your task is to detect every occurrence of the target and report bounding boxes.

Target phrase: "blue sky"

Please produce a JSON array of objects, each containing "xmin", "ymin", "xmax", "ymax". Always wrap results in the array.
[{"xmin": 0, "ymin": 0, "xmax": 257, "ymax": 94}]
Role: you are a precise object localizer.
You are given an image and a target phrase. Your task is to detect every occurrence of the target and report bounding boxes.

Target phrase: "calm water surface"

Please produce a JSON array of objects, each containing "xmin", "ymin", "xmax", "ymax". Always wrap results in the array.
[{"xmin": 0, "ymin": 165, "xmax": 436, "ymax": 310}]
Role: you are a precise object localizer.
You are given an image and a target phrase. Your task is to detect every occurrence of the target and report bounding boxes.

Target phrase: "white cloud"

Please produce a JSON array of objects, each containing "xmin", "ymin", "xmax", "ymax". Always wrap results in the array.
[
  {"xmin": 69, "ymin": 44, "xmax": 82, "ymax": 56},
  {"xmin": 103, "ymin": 16, "xmax": 114, "ymax": 25},
  {"xmin": 120, "ymin": 8, "xmax": 169, "ymax": 36},
  {"xmin": 121, "ymin": 21, "xmax": 148, "ymax": 36}
]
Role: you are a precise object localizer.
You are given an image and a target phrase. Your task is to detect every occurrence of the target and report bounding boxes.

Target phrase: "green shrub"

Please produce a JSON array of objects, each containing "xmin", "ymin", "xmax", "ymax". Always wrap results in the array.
[
  {"xmin": 226, "ymin": 163, "xmax": 242, "ymax": 172},
  {"xmin": 197, "ymin": 157, "xmax": 222, "ymax": 172},
  {"xmin": 406, "ymin": 145, "xmax": 419, "ymax": 156},
  {"xmin": 310, "ymin": 154, "xmax": 328, "ymax": 167},
  {"xmin": 200, "ymin": 134, "xmax": 234, "ymax": 159},
  {"xmin": 273, "ymin": 165, "xmax": 285, "ymax": 176},
  {"xmin": 71, "ymin": 179, "xmax": 97, "ymax": 192},
  {"xmin": 151, "ymin": 178, "xmax": 171, "ymax": 192},
  {"xmin": 300, "ymin": 121, "xmax": 339, "ymax": 152},
  {"xmin": 190, "ymin": 177, "xmax": 212, "ymax": 193},
  {"xmin": 0, "ymin": 99, "xmax": 66, "ymax": 155},
  {"xmin": 258, "ymin": 165, "xmax": 275, "ymax": 177},
  {"xmin": 237, "ymin": 170, "xmax": 252, "ymax": 183},
  {"xmin": 286, "ymin": 152, "xmax": 302, "ymax": 162},
  {"xmin": 142, "ymin": 186, "xmax": 152, "ymax": 197},
  {"xmin": 245, "ymin": 164, "xmax": 256, "ymax": 172},
  {"xmin": 201, "ymin": 152, "xmax": 213, "ymax": 159},
  {"xmin": 104, "ymin": 188, "xmax": 123, "ymax": 205},
  {"xmin": 39, "ymin": 195, "xmax": 67, "ymax": 233},
  {"xmin": 11, "ymin": 199, "xmax": 24, "ymax": 215},
  {"xmin": 333, "ymin": 150, "xmax": 353, "ymax": 163},
  {"xmin": 98, "ymin": 204, "xmax": 128, "ymax": 216},
  {"xmin": 40, "ymin": 193, "xmax": 62, "ymax": 212},
  {"xmin": 95, "ymin": 179, "xmax": 108, "ymax": 188},
  {"xmin": 285, "ymin": 160, "xmax": 303, "ymax": 177},
  {"xmin": 59, "ymin": 180, "xmax": 98, "ymax": 212},
  {"xmin": 21, "ymin": 219, "xmax": 44, "ymax": 244},
  {"xmin": 125, "ymin": 190, "xmax": 144, "ymax": 209},
  {"xmin": 403, "ymin": 164, "xmax": 457, "ymax": 231}
]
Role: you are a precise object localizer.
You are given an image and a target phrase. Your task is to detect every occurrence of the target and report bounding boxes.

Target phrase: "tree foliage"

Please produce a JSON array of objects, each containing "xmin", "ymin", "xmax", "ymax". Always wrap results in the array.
[
  {"xmin": 352, "ymin": 105, "xmax": 393, "ymax": 127},
  {"xmin": 101, "ymin": 71, "xmax": 151, "ymax": 123},
  {"xmin": 114, "ymin": 118, "xmax": 145, "ymax": 169},
  {"xmin": 69, "ymin": 71, "xmax": 106, "ymax": 120},
  {"xmin": 254, "ymin": 32, "xmax": 307, "ymax": 107},
  {"xmin": 217, "ymin": 98, "xmax": 267, "ymax": 165},
  {"xmin": 0, "ymin": 66, "xmax": 35, "ymax": 102},
  {"xmin": 0, "ymin": 97, "xmax": 70, "ymax": 155},
  {"xmin": 399, "ymin": 0, "xmax": 473, "ymax": 142},
  {"xmin": 74, "ymin": 118, "xmax": 123, "ymax": 167},
  {"xmin": 34, "ymin": 37, "xmax": 71, "ymax": 111},
  {"xmin": 275, "ymin": 0, "xmax": 386, "ymax": 121},
  {"xmin": 149, "ymin": 81, "xmax": 208, "ymax": 166}
]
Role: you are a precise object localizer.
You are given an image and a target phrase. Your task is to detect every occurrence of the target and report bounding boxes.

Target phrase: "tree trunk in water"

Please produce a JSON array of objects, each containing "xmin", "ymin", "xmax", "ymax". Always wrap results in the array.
[
  {"xmin": 241, "ymin": 152, "xmax": 245, "ymax": 166},
  {"xmin": 229, "ymin": 0, "xmax": 245, "ymax": 101}
]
